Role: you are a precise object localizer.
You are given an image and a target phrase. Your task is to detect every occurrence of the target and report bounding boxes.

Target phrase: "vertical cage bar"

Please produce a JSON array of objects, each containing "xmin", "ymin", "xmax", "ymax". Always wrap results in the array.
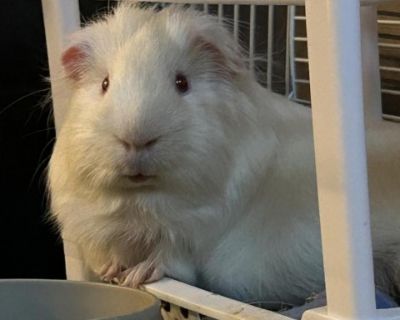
[
  {"xmin": 41, "ymin": 0, "xmax": 86, "ymax": 282},
  {"xmin": 361, "ymin": 5, "xmax": 383, "ymax": 123},
  {"xmin": 41, "ymin": 0, "xmax": 80, "ymax": 130},
  {"xmin": 267, "ymin": 5, "xmax": 275, "ymax": 89},
  {"xmin": 218, "ymin": 4, "xmax": 224, "ymax": 23},
  {"xmin": 203, "ymin": 3, "xmax": 209, "ymax": 13},
  {"xmin": 303, "ymin": 0, "xmax": 376, "ymax": 319},
  {"xmin": 249, "ymin": 5, "xmax": 256, "ymax": 73},
  {"xmin": 285, "ymin": 6, "xmax": 291, "ymax": 96},
  {"xmin": 288, "ymin": 5, "xmax": 297, "ymax": 99},
  {"xmin": 233, "ymin": 4, "xmax": 240, "ymax": 43}
]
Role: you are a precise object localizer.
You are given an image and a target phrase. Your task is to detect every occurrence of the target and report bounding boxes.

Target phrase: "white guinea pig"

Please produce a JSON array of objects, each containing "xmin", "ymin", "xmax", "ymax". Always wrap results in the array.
[{"xmin": 49, "ymin": 3, "xmax": 400, "ymax": 307}]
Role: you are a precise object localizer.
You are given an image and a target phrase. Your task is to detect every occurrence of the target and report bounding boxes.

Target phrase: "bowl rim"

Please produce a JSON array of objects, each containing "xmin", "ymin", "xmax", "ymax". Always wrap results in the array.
[{"xmin": 0, "ymin": 278, "xmax": 161, "ymax": 318}]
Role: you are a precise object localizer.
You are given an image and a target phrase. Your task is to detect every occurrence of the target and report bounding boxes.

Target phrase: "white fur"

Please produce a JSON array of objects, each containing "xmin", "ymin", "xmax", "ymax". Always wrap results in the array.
[{"xmin": 49, "ymin": 4, "xmax": 400, "ymax": 307}]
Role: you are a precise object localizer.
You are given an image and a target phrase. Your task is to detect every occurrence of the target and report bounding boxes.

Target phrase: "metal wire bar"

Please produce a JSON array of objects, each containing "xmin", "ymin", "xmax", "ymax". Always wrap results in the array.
[
  {"xmin": 218, "ymin": 3, "xmax": 224, "ymax": 22},
  {"xmin": 288, "ymin": 5, "xmax": 297, "ymax": 98},
  {"xmin": 233, "ymin": 4, "xmax": 239, "ymax": 42},
  {"xmin": 249, "ymin": 5, "xmax": 256, "ymax": 73},
  {"xmin": 285, "ymin": 6, "xmax": 291, "ymax": 95},
  {"xmin": 267, "ymin": 5, "xmax": 274, "ymax": 89}
]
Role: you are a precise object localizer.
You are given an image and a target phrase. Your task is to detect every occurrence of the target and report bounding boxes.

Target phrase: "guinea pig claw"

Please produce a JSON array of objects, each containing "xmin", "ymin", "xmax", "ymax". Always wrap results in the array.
[
  {"xmin": 144, "ymin": 266, "xmax": 164, "ymax": 284},
  {"xmin": 120, "ymin": 262, "xmax": 164, "ymax": 288},
  {"xmin": 99, "ymin": 261, "xmax": 124, "ymax": 283}
]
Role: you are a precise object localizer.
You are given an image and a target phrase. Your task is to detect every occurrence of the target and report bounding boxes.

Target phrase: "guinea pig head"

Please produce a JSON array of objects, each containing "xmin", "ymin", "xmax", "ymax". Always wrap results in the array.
[{"xmin": 58, "ymin": 5, "xmax": 249, "ymax": 198}]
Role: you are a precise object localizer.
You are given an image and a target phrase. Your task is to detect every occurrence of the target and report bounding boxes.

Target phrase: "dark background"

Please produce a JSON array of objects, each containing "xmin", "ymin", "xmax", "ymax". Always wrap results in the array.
[{"xmin": 0, "ymin": 0, "xmax": 117, "ymax": 280}]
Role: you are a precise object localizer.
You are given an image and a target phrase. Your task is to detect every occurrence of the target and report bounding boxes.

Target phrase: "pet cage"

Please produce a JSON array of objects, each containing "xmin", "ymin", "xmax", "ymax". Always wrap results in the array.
[{"xmin": 41, "ymin": 0, "xmax": 400, "ymax": 319}]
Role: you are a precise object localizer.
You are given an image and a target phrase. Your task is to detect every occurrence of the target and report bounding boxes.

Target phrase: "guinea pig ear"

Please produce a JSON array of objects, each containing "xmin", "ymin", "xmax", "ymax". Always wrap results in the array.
[
  {"xmin": 61, "ymin": 43, "xmax": 91, "ymax": 81},
  {"xmin": 192, "ymin": 34, "xmax": 247, "ymax": 77}
]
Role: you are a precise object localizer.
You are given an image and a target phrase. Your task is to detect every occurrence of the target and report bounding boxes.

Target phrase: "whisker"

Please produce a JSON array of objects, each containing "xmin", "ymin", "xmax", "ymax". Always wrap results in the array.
[
  {"xmin": 23, "ymin": 127, "xmax": 56, "ymax": 139},
  {"xmin": 29, "ymin": 136, "xmax": 56, "ymax": 191},
  {"xmin": 0, "ymin": 88, "xmax": 49, "ymax": 118}
]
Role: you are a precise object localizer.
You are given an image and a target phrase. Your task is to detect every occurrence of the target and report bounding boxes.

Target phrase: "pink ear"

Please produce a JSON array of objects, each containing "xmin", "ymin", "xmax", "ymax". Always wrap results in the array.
[
  {"xmin": 193, "ymin": 36, "xmax": 245, "ymax": 77},
  {"xmin": 61, "ymin": 44, "xmax": 90, "ymax": 81}
]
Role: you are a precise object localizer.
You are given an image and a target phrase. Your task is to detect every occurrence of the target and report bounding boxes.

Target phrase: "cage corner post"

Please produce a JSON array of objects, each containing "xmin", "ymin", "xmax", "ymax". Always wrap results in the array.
[
  {"xmin": 41, "ymin": 0, "xmax": 87, "ymax": 281},
  {"xmin": 302, "ymin": 0, "xmax": 377, "ymax": 319}
]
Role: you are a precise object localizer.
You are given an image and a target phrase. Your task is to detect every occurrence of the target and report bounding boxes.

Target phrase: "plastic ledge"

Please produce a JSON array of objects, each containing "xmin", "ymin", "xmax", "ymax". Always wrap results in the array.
[{"xmin": 303, "ymin": 307, "xmax": 400, "ymax": 320}]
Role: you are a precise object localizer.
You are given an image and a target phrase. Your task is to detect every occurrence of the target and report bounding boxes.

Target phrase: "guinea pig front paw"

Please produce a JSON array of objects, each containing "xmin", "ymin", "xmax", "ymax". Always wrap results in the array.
[
  {"xmin": 99, "ymin": 260, "xmax": 125, "ymax": 283},
  {"xmin": 120, "ymin": 261, "xmax": 165, "ymax": 288}
]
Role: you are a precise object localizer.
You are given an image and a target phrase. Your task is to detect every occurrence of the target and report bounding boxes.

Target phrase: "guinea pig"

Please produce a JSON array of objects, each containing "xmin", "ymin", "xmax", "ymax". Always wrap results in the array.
[{"xmin": 48, "ymin": 3, "xmax": 400, "ymax": 308}]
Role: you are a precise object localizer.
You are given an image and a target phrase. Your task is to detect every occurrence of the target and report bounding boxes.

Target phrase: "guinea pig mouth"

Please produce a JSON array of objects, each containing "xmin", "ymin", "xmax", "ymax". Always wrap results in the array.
[{"xmin": 124, "ymin": 173, "xmax": 155, "ymax": 184}]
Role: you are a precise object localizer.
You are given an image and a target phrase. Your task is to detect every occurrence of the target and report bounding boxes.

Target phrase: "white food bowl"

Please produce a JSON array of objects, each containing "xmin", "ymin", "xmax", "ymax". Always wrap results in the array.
[{"xmin": 0, "ymin": 279, "xmax": 161, "ymax": 320}]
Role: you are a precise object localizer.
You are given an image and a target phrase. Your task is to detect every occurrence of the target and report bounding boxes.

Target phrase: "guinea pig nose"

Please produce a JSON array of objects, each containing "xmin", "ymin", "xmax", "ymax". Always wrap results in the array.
[
  {"xmin": 115, "ymin": 135, "xmax": 159, "ymax": 151},
  {"xmin": 141, "ymin": 137, "xmax": 159, "ymax": 148},
  {"xmin": 131, "ymin": 136, "xmax": 160, "ymax": 151}
]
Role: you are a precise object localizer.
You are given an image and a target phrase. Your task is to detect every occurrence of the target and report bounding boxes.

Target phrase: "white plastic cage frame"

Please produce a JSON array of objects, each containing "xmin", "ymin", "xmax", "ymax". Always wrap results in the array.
[{"xmin": 41, "ymin": 0, "xmax": 400, "ymax": 320}]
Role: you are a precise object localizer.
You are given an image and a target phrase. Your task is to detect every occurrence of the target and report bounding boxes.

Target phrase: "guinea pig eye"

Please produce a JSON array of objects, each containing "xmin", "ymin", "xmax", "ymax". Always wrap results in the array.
[
  {"xmin": 175, "ymin": 73, "xmax": 189, "ymax": 94},
  {"xmin": 101, "ymin": 76, "xmax": 109, "ymax": 93}
]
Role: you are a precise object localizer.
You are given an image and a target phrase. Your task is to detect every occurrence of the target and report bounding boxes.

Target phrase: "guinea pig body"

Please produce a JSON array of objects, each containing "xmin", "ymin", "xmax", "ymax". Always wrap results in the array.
[{"xmin": 49, "ymin": 4, "xmax": 400, "ymax": 307}]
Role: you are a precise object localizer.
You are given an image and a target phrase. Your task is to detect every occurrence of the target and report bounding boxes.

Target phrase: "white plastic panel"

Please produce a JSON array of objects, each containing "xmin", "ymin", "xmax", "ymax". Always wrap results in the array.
[
  {"xmin": 41, "ymin": 0, "xmax": 80, "ymax": 130},
  {"xmin": 144, "ymin": 279, "xmax": 292, "ymax": 320},
  {"xmin": 41, "ymin": 0, "xmax": 82, "ymax": 282},
  {"xmin": 304, "ymin": 0, "xmax": 376, "ymax": 318}
]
